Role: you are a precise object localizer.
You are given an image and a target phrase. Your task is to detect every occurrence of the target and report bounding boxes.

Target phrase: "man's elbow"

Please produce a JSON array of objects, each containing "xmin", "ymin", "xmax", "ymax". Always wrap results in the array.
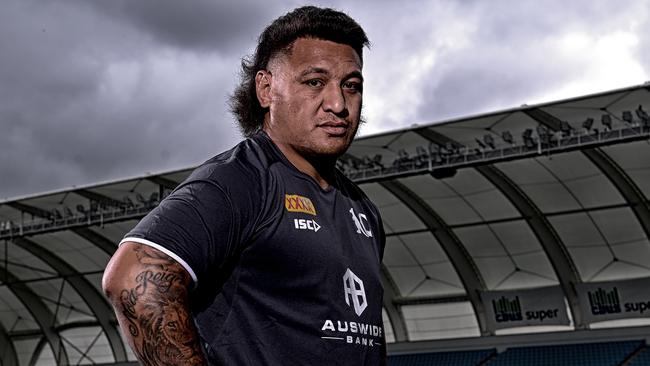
[
  {"xmin": 101, "ymin": 264, "xmax": 119, "ymax": 301},
  {"xmin": 102, "ymin": 244, "xmax": 135, "ymax": 302}
]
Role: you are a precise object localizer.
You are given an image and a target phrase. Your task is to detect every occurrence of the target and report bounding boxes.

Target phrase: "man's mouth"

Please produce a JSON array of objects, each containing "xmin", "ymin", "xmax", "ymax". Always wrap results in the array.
[{"xmin": 319, "ymin": 122, "xmax": 349, "ymax": 136}]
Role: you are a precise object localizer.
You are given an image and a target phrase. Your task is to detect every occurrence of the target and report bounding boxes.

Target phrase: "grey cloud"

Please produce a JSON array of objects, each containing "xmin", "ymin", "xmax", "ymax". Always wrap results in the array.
[
  {"xmin": 79, "ymin": 0, "xmax": 294, "ymax": 54},
  {"xmin": 415, "ymin": 0, "xmax": 648, "ymax": 122},
  {"xmin": 0, "ymin": 0, "xmax": 244, "ymax": 198},
  {"xmin": 1, "ymin": 0, "xmax": 648, "ymax": 200}
]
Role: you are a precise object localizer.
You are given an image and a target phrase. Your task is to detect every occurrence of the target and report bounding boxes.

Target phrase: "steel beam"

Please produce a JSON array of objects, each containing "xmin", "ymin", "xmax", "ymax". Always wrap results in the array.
[
  {"xmin": 583, "ymin": 149, "xmax": 650, "ymax": 241},
  {"xmin": 416, "ymin": 128, "xmax": 583, "ymax": 327},
  {"xmin": 5, "ymin": 202, "xmax": 50, "ymax": 219},
  {"xmin": 75, "ymin": 189, "xmax": 121, "ymax": 208},
  {"xmin": 380, "ymin": 180, "xmax": 489, "ymax": 335},
  {"xmin": 146, "ymin": 176, "xmax": 180, "ymax": 190},
  {"xmin": 381, "ymin": 264, "xmax": 408, "ymax": 342},
  {"xmin": 477, "ymin": 165, "xmax": 584, "ymax": 327},
  {"xmin": 0, "ymin": 321, "xmax": 18, "ymax": 366},
  {"xmin": 71, "ymin": 227, "xmax": 117, "ymax": 256},
  {"xmin": 0, "ymin": 264, "xmax": 69, "ymax": 365},
  {"xmin": 12, "ymin": 237, "xmax": 127, "ymax": 362},
  {"xmin": 526, "ymin": 108, "xmax": 650, "ymax": 260}
]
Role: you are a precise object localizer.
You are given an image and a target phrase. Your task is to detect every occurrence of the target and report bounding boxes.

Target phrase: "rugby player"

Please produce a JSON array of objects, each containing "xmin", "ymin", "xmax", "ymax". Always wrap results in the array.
[{"xmin": 103, "ymin": 6, "xmax": 386, "ymax": 365}]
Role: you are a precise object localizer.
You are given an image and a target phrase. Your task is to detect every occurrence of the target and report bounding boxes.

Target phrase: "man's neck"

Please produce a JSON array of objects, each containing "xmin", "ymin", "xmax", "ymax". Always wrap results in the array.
[{"xmin": 264, "ymin": 132, "xmax": 336, "ymax": 190}]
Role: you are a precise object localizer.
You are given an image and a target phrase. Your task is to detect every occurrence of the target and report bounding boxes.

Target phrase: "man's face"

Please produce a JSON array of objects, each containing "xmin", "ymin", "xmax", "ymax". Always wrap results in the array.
[{"xmin": 261, "ymin": 37, "xmax": 363, "ymax": 160}]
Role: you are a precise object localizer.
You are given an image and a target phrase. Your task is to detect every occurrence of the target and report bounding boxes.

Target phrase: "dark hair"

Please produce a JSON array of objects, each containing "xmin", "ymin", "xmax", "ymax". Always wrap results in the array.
[{"xmin": 229, "ymin": 6, "xmax": 370, "ymax": 137}]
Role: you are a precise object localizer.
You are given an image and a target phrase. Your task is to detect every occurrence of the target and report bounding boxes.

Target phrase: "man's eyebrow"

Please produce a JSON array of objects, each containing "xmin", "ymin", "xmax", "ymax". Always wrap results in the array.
[
  {"xmin": 299, "ymin": 67, "xmax": 364, "ymax": 81},
  {"xmin": 344, "ymin": 70, "xmax": 364, "ymax": 82},
  {"xmin": 299, "ymin": 67, "xmax": 330, "ymax": 78}
]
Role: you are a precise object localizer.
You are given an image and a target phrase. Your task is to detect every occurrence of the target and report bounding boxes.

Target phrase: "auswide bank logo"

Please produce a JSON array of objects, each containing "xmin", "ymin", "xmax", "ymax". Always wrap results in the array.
[
  {"xmin": 492, "ymin": 296, "xmax": 523, "ymax": 323},
  {"xmin": 285, "ymin": 194, "xmax": 316, "ymax": 215},
  {"xmin": 320, "ymin": 268, "xmax": 382, "ymax": 348},
  {"xmin": 343, "ymin": 268, "xmax": 367, "ymax": 316},
  {"xmin": 588, "ymin": 287, "xmax": 621, "ymax": 315}
]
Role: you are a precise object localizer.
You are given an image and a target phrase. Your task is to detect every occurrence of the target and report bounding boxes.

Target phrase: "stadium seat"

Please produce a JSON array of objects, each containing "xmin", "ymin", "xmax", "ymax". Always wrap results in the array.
[
  {"xmin": 484, "ymin": 340, "xmax": 643, "ymax": 366},
  {"xmin": 388, "ymin": 349, "xmax": 496, "ymax": 366}
]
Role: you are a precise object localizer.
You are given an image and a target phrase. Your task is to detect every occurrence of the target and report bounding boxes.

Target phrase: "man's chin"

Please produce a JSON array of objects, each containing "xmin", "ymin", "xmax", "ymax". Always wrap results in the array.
[{"xmin": 301, "ymin": 143, "xmax": 350, "ymax": 161}]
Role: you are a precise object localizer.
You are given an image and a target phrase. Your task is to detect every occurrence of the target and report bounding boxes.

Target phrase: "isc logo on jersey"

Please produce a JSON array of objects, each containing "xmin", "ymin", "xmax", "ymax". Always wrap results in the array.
[
  {"xmin": 294, "ymin": 218, "xmax": 321, "ymax": 232},
  {"xmin": 286, "ymin": 194, "xmax": 321, "ymax": 232}
]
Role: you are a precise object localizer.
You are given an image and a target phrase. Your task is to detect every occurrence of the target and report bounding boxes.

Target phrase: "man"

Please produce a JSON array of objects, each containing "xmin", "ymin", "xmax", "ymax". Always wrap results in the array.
[{"xmin": 103, "ymin": 6, "xmax": 386, "ymax": 365}]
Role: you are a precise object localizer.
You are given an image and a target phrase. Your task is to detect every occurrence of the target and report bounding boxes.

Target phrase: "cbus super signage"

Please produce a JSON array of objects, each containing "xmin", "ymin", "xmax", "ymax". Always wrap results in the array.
[
  {"xmin": 482, "ymin": 286, "xmax": 569, "ymax": 331},
  {"xmin": 577, "ymin": 277, "xmax": 650, "ymax": 323}
]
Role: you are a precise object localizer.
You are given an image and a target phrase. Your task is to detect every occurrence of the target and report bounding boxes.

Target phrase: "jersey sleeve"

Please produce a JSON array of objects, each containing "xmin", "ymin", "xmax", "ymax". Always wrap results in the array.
[{"xmin": 121, "ymin": 180, "xmax": 240, "ymax": 287}]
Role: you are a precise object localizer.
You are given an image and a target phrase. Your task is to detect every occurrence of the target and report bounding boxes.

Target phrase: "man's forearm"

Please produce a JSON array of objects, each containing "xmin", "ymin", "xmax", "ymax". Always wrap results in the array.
[{"xmin": 105, "ymin": 244, "xmax": 207, "ymax": 365}]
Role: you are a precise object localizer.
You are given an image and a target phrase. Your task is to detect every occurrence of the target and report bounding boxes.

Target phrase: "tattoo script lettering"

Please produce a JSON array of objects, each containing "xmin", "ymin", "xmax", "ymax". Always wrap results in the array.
[{"xmin": 116, "ymin": 245, "xmax": 206, "ymax": 365}]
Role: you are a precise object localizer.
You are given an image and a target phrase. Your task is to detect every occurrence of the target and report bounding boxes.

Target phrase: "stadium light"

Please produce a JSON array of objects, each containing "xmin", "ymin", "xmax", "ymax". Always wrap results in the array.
[
  {"xmin": 123, "ymin": 196, "xmax": 135, "ymax": 209},
  {"xmin": 622, "ymin": 111, "xmax": 633, "ymax": 124},
  {"xmin": 475, "ymin": 138, "xmax": 486, "ymax": 149},
  {"xmin": 484, "ymin": 134, "xmax": 496, "ymax": 149},
  {"xmin": 522, "ymin": 129, "xmax": 536, "ymax": 148},
  {"xmin": 601, "ymin": 114, "xmax": 612, "ymax": 130},
  {"xmin": 636, "ymin": 105, "xmax": 649, "ymax": 126},
  {"xmin": 415, "ymin": 146, "xmax": 428, "ymax": 160},
  {"xmin": 51, "ymin": 208, "xmax": 62, "ymax": 220},
  {"xmin": 148, "ymin": 192, "xmax": 159, "ymax": 204},
  {"xmin": 501, "ymin": 131, "xmax": 514, "ymax": 144},
  {"xmin": 560, "ymin": 121, "xmax": 572, "ymax": 137},
  {"xmin": 361, "ymin": 155, "xmax": 372, "ymax": 168},
  {"xmin": 536, "ymin": 125, "xmax": 552, "ymax": 144},
  {"xmin": 136, "ymin": 193, "xmax": 147, "ymax": 204},
  {"xmin": 582, "ymin": 118, "xmax": 594, "ymax": 132},
  {"xmin": 372, "ymin": 154, "xmax": 383, "ymax": 168}
]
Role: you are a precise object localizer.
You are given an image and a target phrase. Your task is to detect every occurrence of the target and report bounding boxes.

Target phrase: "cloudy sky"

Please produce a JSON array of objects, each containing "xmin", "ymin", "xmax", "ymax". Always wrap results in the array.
[{"xmin": 1, "ymin": 0, "xmax": 649, "ymax": 200}]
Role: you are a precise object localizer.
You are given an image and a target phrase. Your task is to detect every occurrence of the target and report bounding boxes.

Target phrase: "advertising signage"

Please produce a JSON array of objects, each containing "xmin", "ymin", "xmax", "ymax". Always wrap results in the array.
[
  {"xmin": 482, "ymin": 286, "xmax": 569, "ymax": 332},
  {"xmin": 577, "ymin": 277, "xmax": 650, "ymax": 324}
]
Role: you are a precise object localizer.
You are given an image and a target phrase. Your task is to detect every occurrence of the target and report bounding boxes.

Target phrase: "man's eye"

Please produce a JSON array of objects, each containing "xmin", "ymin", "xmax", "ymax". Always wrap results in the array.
[
  {"xmin": 306, "ymin": 79, "xmax": 324, "ymax": 87},
  {"xmin": 343, "ymin": 81, "xmax": 362, "ymax": 93}
]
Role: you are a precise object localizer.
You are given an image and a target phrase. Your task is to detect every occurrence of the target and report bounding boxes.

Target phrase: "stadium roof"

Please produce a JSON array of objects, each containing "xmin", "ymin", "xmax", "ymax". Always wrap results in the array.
[{"xmin": 1, "ymin": 82, "xmax": 650, "ymax": 364}]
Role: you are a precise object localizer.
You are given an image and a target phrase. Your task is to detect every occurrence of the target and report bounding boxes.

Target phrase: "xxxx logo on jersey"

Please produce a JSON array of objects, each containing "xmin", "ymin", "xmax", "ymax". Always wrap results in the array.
[{"xmin": 285, "ymin": 194, "xmax": 317, "ymax": 215}]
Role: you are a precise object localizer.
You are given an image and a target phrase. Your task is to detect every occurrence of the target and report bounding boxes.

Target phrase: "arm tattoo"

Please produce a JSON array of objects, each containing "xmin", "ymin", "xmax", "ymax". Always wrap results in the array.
[{"xmin": 115, "ymin": 245, "xmax": 207, "ymax": 365}]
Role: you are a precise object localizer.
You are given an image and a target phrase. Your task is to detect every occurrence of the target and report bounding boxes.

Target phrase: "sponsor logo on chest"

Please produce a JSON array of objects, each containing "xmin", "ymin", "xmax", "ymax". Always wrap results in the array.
[
  {"xmin": 285, "ymin": 194, "xmax": 317, "ymax": 215},
  {"xmin": 294, "ymin": 218, "xmax": 321, "ymax": 232},
  {"xmin": 319, "ymin": 268, "xmax": 383, "ymax": 348}
]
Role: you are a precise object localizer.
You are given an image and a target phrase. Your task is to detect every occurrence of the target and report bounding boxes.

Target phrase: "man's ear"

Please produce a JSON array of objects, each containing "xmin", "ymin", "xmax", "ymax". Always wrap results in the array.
[{"xmin": 255, "ymin": 70, "xmax": 272, "ymax": 108}]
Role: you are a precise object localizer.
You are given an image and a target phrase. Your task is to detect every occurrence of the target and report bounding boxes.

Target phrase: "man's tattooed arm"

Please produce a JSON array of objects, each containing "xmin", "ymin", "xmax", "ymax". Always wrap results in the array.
[{"xmin": 103, "ymin": 242, "xmax": 208, "ymax": 365}]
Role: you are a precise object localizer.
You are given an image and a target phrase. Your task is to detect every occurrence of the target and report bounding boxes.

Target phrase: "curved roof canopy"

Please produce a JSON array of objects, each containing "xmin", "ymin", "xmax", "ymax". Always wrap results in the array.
[{"xmin": 1, "ymin": 83, "xmax": 650, "ymax": 364}]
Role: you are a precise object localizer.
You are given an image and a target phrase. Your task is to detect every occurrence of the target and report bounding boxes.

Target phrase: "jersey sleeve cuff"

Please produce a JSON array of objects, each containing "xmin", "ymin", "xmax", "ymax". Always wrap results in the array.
[{"xmin": 120, "ymin": 237, "xmax": 199, "ymax": 286}]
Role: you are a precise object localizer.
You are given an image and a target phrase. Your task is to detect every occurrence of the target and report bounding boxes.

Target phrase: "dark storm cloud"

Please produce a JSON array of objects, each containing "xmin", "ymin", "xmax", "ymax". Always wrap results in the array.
[
  {"xmin": 80, "ymin": 0, "xmax": 272, "ymax": 53},
  {"xmin": 0, "ymin": 0, "xmax": 248, "ymax": 199},
  {"xmin": 0, "ymin": 0, "xmax": 647, "ymax": 200}
]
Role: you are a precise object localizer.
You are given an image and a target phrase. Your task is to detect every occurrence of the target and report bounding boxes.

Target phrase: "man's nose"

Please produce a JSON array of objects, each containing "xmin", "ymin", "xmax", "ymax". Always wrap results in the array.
[{"xmin": 322, "ymin": 84, "xmax": 346, "ymax": 115}]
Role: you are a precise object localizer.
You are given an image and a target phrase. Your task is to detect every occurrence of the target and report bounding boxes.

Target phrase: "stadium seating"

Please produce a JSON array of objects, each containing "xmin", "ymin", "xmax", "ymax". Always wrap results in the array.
[
  {"xmin": 627, "ymin": 346, "xmax": 650, "ymax": 366},
  {"xmin": 484, "ymin": 340, "xmax": 643, "ymax": 366},
  {"xmin": 388, "ymin": 349, "xmax": 496, "ymax": 366}
]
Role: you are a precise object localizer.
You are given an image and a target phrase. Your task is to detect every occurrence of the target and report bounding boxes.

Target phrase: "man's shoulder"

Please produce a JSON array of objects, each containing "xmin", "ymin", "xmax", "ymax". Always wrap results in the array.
[
  {"xmin": 187, "ymin": 132, "xmax": 279, "ymax": 186},
  {"xmin": 336, "ymin": 169, "xmax": 380, "ymax": 211}
]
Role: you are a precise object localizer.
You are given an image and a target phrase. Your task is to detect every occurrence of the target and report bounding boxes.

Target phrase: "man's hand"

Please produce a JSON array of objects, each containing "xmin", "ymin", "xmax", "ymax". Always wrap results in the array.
[{"xmin": 103, "ymin": 242, "xmax": 207, "ymax": 365}]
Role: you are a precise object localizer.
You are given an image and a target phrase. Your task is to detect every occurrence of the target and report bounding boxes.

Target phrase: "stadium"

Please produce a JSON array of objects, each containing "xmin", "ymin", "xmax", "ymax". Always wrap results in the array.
[{"xmin": 1, "ymin": 82, "xmax": 650, "ymax": 365}]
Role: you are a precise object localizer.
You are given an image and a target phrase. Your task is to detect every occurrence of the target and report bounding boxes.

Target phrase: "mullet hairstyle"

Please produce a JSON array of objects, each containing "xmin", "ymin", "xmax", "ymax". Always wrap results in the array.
[{"xmin": 229, "ymin": 6, "xmax": 370, "ymax": 137}]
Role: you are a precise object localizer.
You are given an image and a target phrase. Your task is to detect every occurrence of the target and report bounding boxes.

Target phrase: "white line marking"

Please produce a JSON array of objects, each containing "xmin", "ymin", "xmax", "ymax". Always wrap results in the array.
[{"xmin": 321, "ymin": 337, "xmax": 345, "ymax": 340}]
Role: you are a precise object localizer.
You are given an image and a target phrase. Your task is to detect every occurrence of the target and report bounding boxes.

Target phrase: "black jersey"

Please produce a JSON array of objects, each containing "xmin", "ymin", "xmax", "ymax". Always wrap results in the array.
[{"xmin": 122, "ymin": 131, "xmax": 386, "ymax": 365}]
